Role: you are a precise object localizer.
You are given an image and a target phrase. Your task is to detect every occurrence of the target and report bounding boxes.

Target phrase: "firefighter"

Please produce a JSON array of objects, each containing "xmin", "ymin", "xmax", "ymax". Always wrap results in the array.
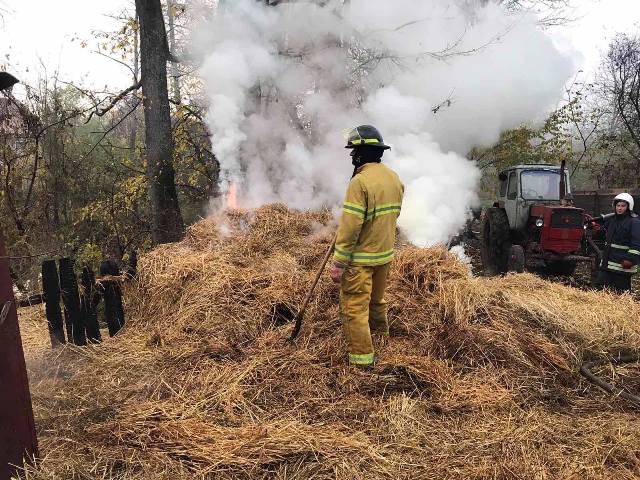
[
  {"xmin": 329, "ymin": 125, "xmax": 404, "ymax": 367},
  {"xmin": 592, "ymin": 193, "xmax": 640, "ymax": 293}
]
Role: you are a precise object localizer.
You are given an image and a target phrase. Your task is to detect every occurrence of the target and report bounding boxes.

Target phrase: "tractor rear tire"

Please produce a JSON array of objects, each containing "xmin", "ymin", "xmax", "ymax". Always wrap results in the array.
[
  {"xmin": 480, "ymin": 207, "xmax": 511, "ymax": 275},
  {"xmin": 546, "ymin": 260, "xmax": 577, "ymax": 276},
  {"xmin": 508, "ymin": 245, "xmax": 525, "ymax": 273}
]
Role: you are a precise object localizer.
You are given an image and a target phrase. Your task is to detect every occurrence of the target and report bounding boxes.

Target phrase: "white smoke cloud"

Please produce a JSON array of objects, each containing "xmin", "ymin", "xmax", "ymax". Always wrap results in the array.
[
  {"xmin": 450, "ymin": 244, "xmax": 473, "ymax": 271},
  {"xmin": 194, "ymin": 0, "xmax": 574, "ymax": 246}
]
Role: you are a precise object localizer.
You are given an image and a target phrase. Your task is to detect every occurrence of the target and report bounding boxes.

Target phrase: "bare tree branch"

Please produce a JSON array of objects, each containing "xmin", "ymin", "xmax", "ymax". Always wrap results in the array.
[
  {"xmin": 85, "ymin": 80, "xmax": 142, "ymax": 123},
  {"xmin": 84, "ymin": 100, "xmax": 141, "ymax": 159}
]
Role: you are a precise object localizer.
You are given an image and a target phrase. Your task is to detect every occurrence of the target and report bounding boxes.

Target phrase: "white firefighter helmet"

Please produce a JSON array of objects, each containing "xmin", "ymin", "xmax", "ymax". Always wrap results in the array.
[{"xmin": 613, "ymin": 192, "xmax": 635, "ymax": 212}]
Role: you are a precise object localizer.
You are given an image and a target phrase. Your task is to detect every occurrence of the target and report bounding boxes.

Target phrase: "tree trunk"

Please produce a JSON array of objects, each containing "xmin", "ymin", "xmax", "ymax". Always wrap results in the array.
[
  {"xmin": 167, "ymin": 1, "xmax": 182, "ymax": 105},
  {"xmin": 128, "ymin": 18, "xmax": 140, "ymax": 165},
  {"xmin": 135, "ymin": 0, "xmax": 184, "ymax": 244}
]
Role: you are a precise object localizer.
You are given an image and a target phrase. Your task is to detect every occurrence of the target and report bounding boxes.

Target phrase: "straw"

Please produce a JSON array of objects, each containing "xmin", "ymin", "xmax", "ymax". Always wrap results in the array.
[{"xmin": 20, "ymin": 204, "xmax": 640, "ymax": 480}]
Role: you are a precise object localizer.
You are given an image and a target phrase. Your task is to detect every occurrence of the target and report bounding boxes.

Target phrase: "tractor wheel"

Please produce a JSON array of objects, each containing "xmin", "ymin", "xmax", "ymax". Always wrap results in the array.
[
  {"xmin": 508, "ymin": 245, "xmax": 525, "ymax": 273},
  {"xmin": 480, "ymin": 207, "xmax": 511, "ymax": 275},
  {"xmin": 546, "ymin": 260, "xmax": 577, "ymax": 276}
]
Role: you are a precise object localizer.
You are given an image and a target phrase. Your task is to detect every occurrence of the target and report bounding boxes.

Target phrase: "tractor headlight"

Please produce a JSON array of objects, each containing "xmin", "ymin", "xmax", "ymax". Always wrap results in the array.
[{"xmin": 535, "ymin": 218, "xmax": 544, "ymax": 228}]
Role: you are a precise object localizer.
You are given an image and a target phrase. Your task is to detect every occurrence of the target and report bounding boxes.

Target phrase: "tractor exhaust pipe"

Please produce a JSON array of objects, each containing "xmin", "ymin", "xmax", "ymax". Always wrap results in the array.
[{"xmin": 559, "ymin": 160, "xmax": 566, "ymax": 201}]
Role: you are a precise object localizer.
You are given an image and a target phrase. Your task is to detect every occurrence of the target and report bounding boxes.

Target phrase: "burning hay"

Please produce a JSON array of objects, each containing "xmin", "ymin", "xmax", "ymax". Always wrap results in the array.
[{"xmin": 21, "ymin": 205, "xmax": 640, "ymax": 479}]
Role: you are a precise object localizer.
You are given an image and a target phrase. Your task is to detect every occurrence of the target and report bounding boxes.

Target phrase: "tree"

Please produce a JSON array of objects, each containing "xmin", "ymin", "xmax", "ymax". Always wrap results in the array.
[
  {"xmin": 135, "ymin": 0, "xmax": 184, "ymax": 244},
  {"xmin": 166, "ymin": 0, "xmax": 182, "ymax": 105},
  {"xmin": 604, "ymin": 34, "xmax": 640, "ymax": 165},
  {"xmin": 0, "ymin": 3, "xmax": 221, "ymax": 292},
  {"xmin": 481, "ymin": 0, "xmax": 574, "ymax": 27},
  {"xmin": 472, "ymin": 116, "xmax": 572, "ymax": 172}
]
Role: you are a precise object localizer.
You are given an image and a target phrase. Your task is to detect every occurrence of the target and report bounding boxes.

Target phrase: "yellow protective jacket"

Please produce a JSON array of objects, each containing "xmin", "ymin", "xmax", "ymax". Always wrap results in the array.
[{"xmin": 334, "ymin": 162, "xmax": 404, "ymax": 267}]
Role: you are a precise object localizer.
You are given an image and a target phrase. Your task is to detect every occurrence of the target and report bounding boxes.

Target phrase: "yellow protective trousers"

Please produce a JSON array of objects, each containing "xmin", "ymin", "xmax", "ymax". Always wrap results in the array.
[{"xmin": 340, "ymin": 263, "xmax": 391, "ymax": 365}]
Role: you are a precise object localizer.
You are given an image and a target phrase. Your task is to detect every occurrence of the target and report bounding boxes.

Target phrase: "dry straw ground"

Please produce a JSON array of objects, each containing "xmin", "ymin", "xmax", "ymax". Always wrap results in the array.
[{"xmin": 18, "ymin": 205, "xmax": 640, "ymax": 479}]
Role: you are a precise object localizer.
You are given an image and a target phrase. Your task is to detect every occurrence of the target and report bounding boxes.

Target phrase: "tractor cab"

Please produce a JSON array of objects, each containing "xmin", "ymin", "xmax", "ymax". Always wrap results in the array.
[{"xmin": 496, "ymin": 164, "xmax": 575, "ymax": 230}]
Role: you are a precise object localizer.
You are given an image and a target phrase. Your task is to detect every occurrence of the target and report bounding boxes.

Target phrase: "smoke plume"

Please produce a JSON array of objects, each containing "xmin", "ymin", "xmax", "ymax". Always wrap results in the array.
[{"xmin": 194, "ymin": 0, "xmax": 574, "ymax": 246}]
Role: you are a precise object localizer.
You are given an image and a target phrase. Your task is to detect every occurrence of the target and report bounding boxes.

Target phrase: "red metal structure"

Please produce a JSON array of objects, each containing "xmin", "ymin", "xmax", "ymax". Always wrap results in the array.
[
  {"xmin": 0, "ymin": 235, "xmax": 38, "ymax": 476},
  {"xmin": 526, "ymin": 205, "xmax": 586, "ymax": 258}
]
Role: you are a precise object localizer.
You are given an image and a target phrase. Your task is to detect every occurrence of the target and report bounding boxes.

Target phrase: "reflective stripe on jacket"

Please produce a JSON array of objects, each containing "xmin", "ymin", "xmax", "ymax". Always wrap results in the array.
[
  {"xmin": 600, "ymin": 213, "xmax": 640, "ymax": 275},
  {"xmin": 334, "ymin": 163, "xmax": 404, "ymax": 267}
]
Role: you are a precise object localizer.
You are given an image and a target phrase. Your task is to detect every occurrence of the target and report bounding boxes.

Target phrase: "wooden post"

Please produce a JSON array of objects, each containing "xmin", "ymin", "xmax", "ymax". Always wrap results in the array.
[
  {"xmin": 100, "ymin": 260, "xmax": 125, "ymax": 337},
  {"xmin": 127, "ymin": 249, "xmax": 138, "ymax": 279},
  {"xmin": 41, "ymin": 260, "xmax": 65, "ymax": 346},
  {"xmin": 80, "ymin": 267, "xmax": 101, "ymax": 343},
  {"xmin": 0, "ymin": 235, "xmax": 38, "ymax": 479},
  {"xmin": 58, "ymin": 258, "xmax": 86, "ymax": 346}
]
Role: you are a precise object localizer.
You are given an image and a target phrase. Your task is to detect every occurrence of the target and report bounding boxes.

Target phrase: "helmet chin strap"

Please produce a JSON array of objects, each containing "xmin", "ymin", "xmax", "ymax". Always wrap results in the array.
[
  {"xmin": 350, "ymin": 149, "xmax": 363, "ymax": 164},
  {"xmin": 350, "ymin": 149, "xmax": 362, "ymax": 178}
]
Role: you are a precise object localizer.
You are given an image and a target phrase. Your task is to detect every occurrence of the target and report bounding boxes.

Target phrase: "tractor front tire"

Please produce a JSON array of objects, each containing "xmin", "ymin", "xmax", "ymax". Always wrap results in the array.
[
  {"xmin": 508, "ymin": 245, "xmax": 525, "ymax": 273},
  {"xmin": 480, "ymin": 207, "xmax": 511, "ymax": 275}
]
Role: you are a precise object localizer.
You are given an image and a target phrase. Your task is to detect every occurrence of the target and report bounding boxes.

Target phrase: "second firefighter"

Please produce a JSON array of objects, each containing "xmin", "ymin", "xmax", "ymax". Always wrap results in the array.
[{"xmin": 592, "ymin": 193, "xmax": 640, "ymax": 293}]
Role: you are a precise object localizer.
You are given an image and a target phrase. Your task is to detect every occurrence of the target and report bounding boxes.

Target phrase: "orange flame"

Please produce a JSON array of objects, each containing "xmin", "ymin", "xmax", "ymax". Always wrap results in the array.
[{"xmin": 225, "ymin": 182, "xmax": 239, "ymax": 210}]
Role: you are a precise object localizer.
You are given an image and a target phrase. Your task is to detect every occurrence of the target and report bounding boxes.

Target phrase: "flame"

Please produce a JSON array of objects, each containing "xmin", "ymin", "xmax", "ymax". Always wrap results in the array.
[{"xmin": 225, "ymin": 182, "xmax": 239, "ymax": 209}]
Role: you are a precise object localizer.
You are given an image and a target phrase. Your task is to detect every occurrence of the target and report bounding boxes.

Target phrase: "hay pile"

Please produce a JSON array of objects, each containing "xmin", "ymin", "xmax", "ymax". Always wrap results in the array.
[{"xmin": 22, "ymin": 205, "xmax": 640, "ymax": 479}]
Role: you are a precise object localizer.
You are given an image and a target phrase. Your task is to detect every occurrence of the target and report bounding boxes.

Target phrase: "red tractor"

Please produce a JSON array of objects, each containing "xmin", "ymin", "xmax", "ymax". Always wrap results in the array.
[{"xmin": 481, "ymin": 161, "xmax": 595, "ymax": 276}]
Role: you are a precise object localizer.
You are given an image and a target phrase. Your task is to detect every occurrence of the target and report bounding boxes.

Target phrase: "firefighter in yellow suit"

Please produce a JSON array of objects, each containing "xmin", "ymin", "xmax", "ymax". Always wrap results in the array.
[{"xmin": 330, "ymin": 125, "xmax": 404, "ymax": 367}]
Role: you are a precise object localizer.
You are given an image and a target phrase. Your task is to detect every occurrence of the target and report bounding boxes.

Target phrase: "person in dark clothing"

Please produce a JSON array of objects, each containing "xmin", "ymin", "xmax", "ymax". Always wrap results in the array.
[{"xmin": 591, "ymin": 193, "xmax": 640, "ymax": 293}]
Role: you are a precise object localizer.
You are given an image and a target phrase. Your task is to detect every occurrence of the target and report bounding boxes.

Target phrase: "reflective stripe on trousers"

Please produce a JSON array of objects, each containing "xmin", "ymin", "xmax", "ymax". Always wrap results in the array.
[{"xmin": 340, "ymin": 263, "xmax": 391, "ymax": 365}]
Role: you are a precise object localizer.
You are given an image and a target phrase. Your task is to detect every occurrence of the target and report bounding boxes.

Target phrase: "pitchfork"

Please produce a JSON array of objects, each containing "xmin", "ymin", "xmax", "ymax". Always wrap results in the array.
[{"xmin": 288, "ymin": 240, "xmax": 335, "ymax": 342}]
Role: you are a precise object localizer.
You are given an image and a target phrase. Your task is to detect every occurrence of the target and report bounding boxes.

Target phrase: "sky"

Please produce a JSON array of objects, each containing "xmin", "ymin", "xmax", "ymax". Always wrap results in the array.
[
  {"xmin": 0, "ymin": 0, "xmax": 134, "ymax": 94},
  {"xmin": 551, "ymin": 0, "xmax": 640, "ymax": 76},
  {"xmin": 0, "ymin": 0, "xmax": 637, "ymax": 94}
]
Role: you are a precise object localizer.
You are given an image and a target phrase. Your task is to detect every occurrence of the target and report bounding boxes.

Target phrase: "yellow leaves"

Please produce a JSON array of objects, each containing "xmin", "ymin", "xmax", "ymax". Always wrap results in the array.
[
  {"xmin": 75, "ymin": 243, "xmax": 103, "ymax": 271},
  {"xmin": 79, "ymin": 176, "xmax": 147, "ymax": 224},
  {"xmin": 127, "ymin": 18, "xmax": 140, "ymax": 33},
  {"xmin": 187, "ymin": 171, "xmax": 200, "ymax": 185},
  {"xmin": 79, "ymin": 201, "xmax": 106, "ymax": 223},
  {"xmin": 174, "ymin": 108, "xmax": 187, "ymax": 120},
  {"xmin": 481, "ymin": 110, "xmax": 574, "ymax": 174},
  {"xmin": 117, "ymin": 175, "xmax": 147, "ymax": 210}
]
